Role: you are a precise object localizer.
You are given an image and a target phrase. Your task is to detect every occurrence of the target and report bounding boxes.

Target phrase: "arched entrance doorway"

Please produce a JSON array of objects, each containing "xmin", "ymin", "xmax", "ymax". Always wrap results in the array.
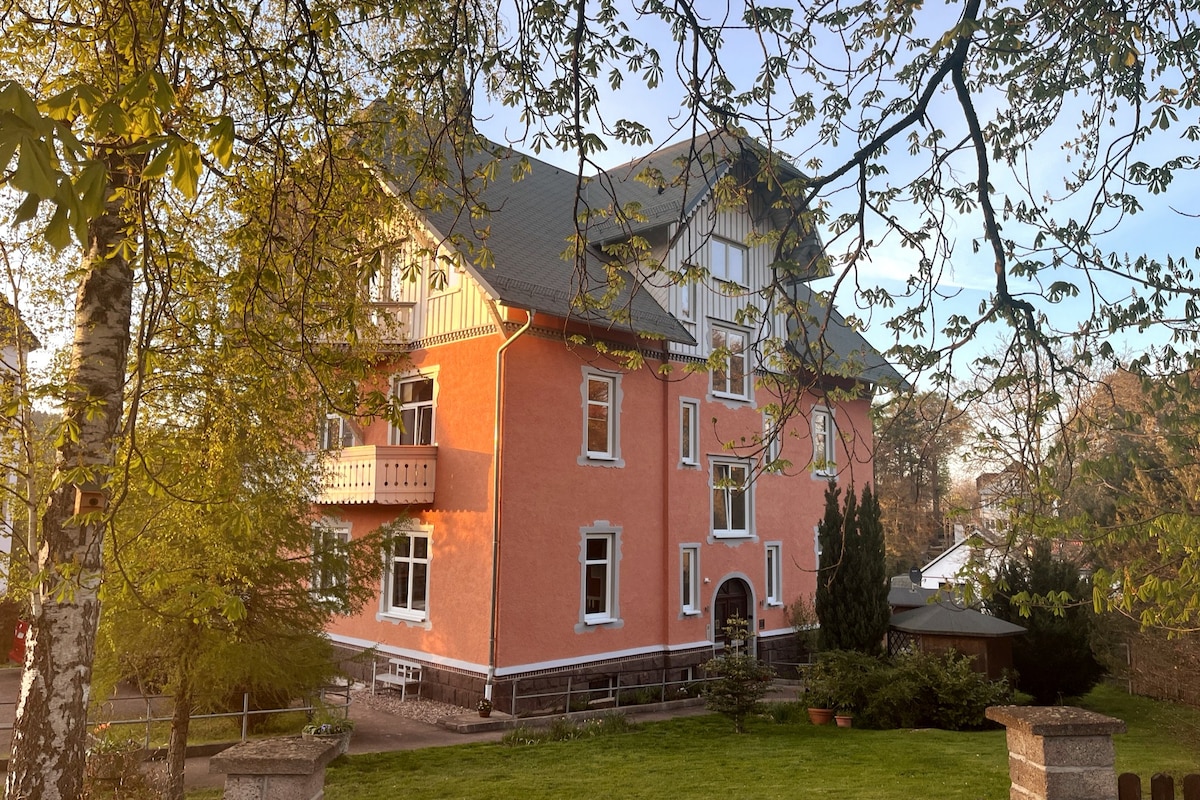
[{"xmin": 713, "ymin": 577, "xmax": 752, "ymax": 644}]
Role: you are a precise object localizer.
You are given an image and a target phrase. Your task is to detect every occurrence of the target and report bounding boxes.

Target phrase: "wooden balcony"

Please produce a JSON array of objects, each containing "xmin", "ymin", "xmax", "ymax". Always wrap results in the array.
[{"xmin": 318, "ymin": 445, "xmax": 437, "ymax": 505}]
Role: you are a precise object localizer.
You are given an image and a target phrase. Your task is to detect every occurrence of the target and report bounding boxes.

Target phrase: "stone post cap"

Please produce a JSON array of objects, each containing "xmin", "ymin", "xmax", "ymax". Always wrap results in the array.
[
  {"xmin": 209, "ymin": 736, "xmax": 339, "ymax": 776},
  {"xmin": 986, "ymin": 705, "xmax": 1127, "ymax": 737}
]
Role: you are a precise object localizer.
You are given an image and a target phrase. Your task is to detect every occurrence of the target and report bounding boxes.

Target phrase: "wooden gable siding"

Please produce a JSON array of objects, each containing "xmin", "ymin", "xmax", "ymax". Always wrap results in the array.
[
  {"xmin": 377, "ymin": 216, "xmax": 498, "ymax": 343},
  {"xmin": 656, "ymin": 195, "xmax": 790, "ymax": 364}
]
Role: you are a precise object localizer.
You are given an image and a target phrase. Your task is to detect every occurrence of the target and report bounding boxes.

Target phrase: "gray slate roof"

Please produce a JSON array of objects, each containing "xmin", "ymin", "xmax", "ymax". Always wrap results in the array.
[
  {"xmin": 379, "ymin": 135, "xmax": 693, "ymax": 343},
  {"xmin": 374, "ymin": 123, "xmax": 901, "ymax": 384},
  {"xmin": 890, "ymin": 603, "xmax": 1026, "ymax": 638}
]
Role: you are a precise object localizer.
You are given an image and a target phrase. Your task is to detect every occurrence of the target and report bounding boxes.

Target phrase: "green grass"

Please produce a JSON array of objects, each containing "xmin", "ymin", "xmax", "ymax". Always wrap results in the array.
[
  {"xmin": 315, "ymin": 687, "xmax": 1200, "ymax": 800},
  {"xmin": 1080, "ymin": 684, "xmax": 1200, "ymax": 777}
]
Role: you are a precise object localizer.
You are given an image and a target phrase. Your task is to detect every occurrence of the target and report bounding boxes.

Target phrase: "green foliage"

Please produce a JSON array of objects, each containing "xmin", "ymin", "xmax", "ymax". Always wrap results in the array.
[
  {"xmin": 987, "ymin": 543, "xmax": 1105, "ymax": 704},
  {"xmin": 702, "ymin": 617, "xmax": 775, "ymax": 733},
  {"xmin": 501, "ymin": 713, "xmax": 636, "ymax": 746},
  {"xmin": 806, "ymin": 649, "xmax": 1012, "ymax": 731},
  {"xmin": 815, "ymin": 482, "xmax": 890, "ymax": 654}
]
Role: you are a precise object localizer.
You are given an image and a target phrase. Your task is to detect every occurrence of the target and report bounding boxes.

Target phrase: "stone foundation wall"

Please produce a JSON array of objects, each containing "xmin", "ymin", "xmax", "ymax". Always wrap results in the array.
[{"xmin": 332, "ymin": 632, "xmax": 798, "ymax": 714}]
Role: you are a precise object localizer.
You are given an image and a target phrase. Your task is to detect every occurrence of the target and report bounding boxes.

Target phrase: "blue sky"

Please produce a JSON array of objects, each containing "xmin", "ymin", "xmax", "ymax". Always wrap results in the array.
[{"xmin": 472, "ymin": 0, "xmax": 1199, "ymax": 387}]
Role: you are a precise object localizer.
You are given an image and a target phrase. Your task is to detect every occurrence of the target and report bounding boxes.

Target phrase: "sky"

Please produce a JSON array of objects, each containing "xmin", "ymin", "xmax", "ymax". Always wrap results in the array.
[{"xmin": 470, "ymin": 0, "xmax": 1200, "ymax": 390}]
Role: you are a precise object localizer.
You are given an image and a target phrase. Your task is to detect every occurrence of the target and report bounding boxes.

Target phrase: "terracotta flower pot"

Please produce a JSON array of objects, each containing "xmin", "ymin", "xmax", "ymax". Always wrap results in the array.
[
  {"xmin": 479, "ymin": 709, "xmax": 491, "ymax": 718},
  {"xmin": 835, "ymin": 714, "xmax": 853, "ymax": 728},
  {"xmin": 806, "ymin": 707, "xmax": 834, "ymax": 726}
]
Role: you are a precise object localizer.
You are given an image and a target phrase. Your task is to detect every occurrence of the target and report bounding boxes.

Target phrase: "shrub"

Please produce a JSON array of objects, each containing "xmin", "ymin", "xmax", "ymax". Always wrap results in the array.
[
  {"xmin": 806, "ymin": 649, "xmax": 1012, "ymax": 730},
  {"xmin": 987, "ymin": 543, "xmax": 1105, "ymax": 704}
]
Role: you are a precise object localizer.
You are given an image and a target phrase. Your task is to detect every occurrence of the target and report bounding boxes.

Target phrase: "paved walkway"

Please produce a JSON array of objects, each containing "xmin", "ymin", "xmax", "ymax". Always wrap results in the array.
[{"xmin": 0, "ymin": 666, "xmax": 800, "ymax": 794}]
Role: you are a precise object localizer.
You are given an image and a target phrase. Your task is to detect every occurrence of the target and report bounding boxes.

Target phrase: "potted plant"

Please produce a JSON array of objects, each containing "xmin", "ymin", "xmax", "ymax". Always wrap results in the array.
[
  {"xmin": 302, "ymin": 713, "xmax": 355, "ymax": 756},
  {"xmin": 477, "ymin": 698, "xmax": 493, "ymax": 718},
  {"xmin": 802, "ymin": 662, "xmax": 835, "ymax": 726},
  {"xmin": 834, "ymin": 702, "xmax": 854, "ymax": 728}
]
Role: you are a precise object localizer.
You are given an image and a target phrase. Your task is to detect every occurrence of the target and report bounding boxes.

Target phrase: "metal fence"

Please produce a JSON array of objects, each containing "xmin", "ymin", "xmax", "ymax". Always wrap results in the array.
[{"xmin": 0, "ymin": 680, "xmax": 352, "ymax": 750}]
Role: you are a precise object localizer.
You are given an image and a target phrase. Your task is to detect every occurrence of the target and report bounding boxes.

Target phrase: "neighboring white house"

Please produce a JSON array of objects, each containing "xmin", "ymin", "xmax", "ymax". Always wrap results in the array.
[{"xmin": 917, "ymin": 526, "xmax": 1005, "ymax": 592}]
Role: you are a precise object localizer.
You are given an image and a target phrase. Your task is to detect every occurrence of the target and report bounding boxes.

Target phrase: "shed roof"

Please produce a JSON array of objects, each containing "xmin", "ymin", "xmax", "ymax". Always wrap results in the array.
[{"xmin": 890, "ymin": 603, "xmax": 1026, "ymax": 638}]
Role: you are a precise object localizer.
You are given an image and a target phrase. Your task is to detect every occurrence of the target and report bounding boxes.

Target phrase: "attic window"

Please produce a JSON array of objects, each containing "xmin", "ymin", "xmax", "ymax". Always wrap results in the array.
[{"xmin": 710, "ymin": 238, "xmax": 746, "ymax": 285}]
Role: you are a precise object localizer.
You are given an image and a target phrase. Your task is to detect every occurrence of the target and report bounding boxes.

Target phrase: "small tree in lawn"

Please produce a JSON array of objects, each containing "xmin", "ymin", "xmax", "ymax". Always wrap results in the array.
[{"xmin": 703, "ymin": 617, "xmax": 775, "ymax": 733}]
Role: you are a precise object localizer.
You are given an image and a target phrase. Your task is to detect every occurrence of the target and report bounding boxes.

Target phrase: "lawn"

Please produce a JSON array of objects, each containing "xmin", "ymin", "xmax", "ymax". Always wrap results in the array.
[{"xmin": 316, "ymin": 686, "xmax": 1200, "ymax": 800}]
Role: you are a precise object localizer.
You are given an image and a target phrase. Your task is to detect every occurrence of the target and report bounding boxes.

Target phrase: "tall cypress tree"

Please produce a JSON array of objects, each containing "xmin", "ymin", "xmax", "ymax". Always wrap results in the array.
[
  {"xmin": 816, "ymin": 481, "xmax": 889, "ymax": 653},
  {"xmin": 853, "ymin": 484, "xmax": 891, "ymax": 652}
]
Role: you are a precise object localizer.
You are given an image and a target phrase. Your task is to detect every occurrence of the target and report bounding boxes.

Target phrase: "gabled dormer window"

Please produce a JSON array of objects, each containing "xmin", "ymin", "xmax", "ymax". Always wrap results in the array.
[{"xmin": 710, "ymin": 238, "xmax": 746, "ymax": 285}]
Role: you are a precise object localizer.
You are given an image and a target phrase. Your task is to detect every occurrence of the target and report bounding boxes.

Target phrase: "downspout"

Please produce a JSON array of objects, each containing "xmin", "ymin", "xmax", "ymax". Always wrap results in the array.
[
  {"xmin": 661, "ymin": 340, "xmax": 673, "ymax": 664},
  {"xmin": 485, "ymin": 307, "xmax": 535, "ymax": 702}
]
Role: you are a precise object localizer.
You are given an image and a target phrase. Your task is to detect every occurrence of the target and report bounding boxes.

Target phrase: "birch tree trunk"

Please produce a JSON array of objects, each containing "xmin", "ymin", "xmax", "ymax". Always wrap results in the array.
[{"xmin": 5, "ymin": 190, "xmax": 133, "ymax": 800}]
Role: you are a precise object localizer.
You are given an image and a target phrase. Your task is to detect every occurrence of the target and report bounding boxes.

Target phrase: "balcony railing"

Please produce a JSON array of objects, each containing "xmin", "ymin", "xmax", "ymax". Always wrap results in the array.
[{"xmin": 318, "ymin": 445, "xmax": 437, "ymax": 505}]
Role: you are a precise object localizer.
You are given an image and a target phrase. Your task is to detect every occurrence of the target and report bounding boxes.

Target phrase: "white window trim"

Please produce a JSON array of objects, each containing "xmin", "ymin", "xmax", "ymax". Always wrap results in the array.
[
  {"xmin": 765, "ymin": 542, "xmax": 783, "ymax": 607},
  {"xmin": 678, "ymin": 273, "xmax": 696, "ymax": 322},
  {"xmin": 709, "ymin": 323, "xmax": 752, "ymax": 403},
  {"xmin": 812, "ymin": 406, "xmax": 836, "ymax": 477},
  {"xmin": 389, "ymin": 368, "xmax": 439, "ymax": 447},
  {"xmin": 762, "ymin": 410, "xmax": 782, "ymax": 472},
  {"xmin": 321, "ymin": 413, "xmax": 356, "ymax": 451},
  {"xmin": 681, "ymin": 544, "xmax": 701, "ymax": 616},
  {"xmin": 710, "ymin": 458, "xmax": 753, "ymax": 540},
  {"xmin": 576, "ymin": 523, "xmax": 623, "ymax": 631},
  {"xmin": 679, "ymin": 398, "xmax": 700, "ymax": 468},
  {"xmin": 578, "ymin": 368, "xmax": 624, "ymax": 467},
  {"xmin": 710, "ymin": 237, "xmax": 747, "ymax": 286},
  {"xmin": 379, "ymin": 524, "xmax": 432, "ymax": 624},
  {"xmin": 312, "ymin": 520, "xmax": 351, "ymax": 605}
]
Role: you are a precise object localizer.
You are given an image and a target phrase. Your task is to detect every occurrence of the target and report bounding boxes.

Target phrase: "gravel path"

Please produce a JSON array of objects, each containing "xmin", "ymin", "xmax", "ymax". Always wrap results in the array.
[{"xmin": 352, "ymin": 688, "xmax": 471, "ymax": 725}]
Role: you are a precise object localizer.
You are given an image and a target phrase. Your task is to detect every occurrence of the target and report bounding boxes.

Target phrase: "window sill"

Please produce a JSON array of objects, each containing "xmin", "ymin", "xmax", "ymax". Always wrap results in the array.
[
  {"xmin": 378, "ymin": 611, "xmax": 428, "ymax": 624},
  {"xmin": 679, "ymin": 459, "xmax": 700, "ymax": 469},
  {"xmin": 710, "ymin": 390, "xmax": 751, "ymax": 403},
  {"xmin": 712, "ymin": 531, "xmax": 752, "ymax": 540},
  {"xmin": 583, "ymin": 616, "xmax": 618, "ymax": 626},
  {"xmin": 682, "ymin": 609, "xmax": 702, "ymax": 617},
  {"xmin": 765, "ymin": 600, "xmax": 784, "ymax": 608}
]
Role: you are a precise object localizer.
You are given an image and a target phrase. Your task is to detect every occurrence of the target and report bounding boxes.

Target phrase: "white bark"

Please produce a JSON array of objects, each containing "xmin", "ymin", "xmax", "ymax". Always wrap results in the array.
[{"xmin": 5, "ymin": 196, "xmax": 133, "ymax": 800}]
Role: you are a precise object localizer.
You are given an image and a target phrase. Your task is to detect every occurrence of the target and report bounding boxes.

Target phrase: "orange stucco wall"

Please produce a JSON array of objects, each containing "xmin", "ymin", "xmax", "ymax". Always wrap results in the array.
[{"xmin": 324, "ymin": 323, "xmax": 878, "ymax": 676}]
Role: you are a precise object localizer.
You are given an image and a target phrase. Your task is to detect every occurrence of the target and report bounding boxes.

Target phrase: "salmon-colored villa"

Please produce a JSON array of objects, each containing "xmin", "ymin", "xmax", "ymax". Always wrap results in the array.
[{"xmin": 317, "ymin": 131, "xmax": 900, "ymax": 711}]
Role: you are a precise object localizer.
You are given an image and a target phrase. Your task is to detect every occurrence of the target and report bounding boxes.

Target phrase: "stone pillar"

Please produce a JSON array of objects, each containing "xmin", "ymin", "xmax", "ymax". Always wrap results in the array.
[
  {"xmin": 209, "ymin": 737, "xmax": 339, "ymax": 800},
  {"xmin": 986, "ymin": 706, "xmax": 1127, "ymax": 800}
]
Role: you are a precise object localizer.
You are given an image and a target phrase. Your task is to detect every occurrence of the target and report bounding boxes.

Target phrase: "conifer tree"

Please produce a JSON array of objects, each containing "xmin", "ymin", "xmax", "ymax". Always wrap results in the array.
[{"xmin": 816, "ymin": 482, "xmax": 889, "ymax": 654}]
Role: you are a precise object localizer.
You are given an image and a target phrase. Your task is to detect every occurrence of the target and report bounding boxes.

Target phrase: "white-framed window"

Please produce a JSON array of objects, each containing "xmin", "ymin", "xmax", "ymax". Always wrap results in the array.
[
  {"xmin": 711, "ymin": 459, "xmax": 751, "ymax": 538},
  {"xmin": 678, "ymin": 275, "xmax": 696, "ymax": 321},
  {"xmin": 710, "ymin": 238, "xmax": 746, "ymax": 285},
  {"xmin": 580, "ymin": 369, "xmax": 623, "ymax": 465},
  {"xmin": 763, "ymin": 410, "xmax": 781, "ymax": 471},
  {"xmin": 680, "ymin": 398, "xmax": 699, "ymax": 467},
  {"xmin": 813, "ymin": 407, "xmax": 836, "ymax": 476},
  {"xmin": 312, "ymin": 522, "xmax": 351, "ymax": 605},
  {"xmin": 321, "ymin": 414, "xmax": 356, "ymax": 450},
  {"xmin": 681, "ymin": 544, "xmax": 700, "ymax": 615},
  {"xmin": 391, "ymin": 375, "xmax": 435, "ymax": 446},
  {"xmin": 578, "ymin": 524, "xmax": 622, "ymax": 627},
  {"xmin": 710, "ymin": 325, "xmax": 750, "ymax": 400},
  {"xmin": 385, "ymin": 530, "xmax": 430, "ymax": 621},
  {"xmin": 586, "ymin": 375, "xmax": 615, "ymax": 458},
  {"xmin": 765, "ymin": 542, "xmax": 783, "ymax": 606}
]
